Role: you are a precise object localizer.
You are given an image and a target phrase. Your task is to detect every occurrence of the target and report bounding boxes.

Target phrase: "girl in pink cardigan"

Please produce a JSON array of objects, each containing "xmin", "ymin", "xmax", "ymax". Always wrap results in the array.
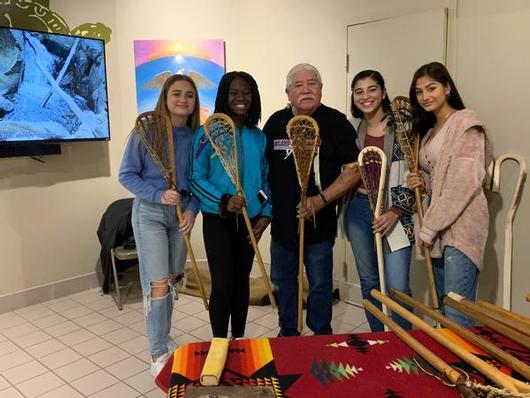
[{"xmin": 407, "ymin": 62, "xmax": 493, "ymax": 326}]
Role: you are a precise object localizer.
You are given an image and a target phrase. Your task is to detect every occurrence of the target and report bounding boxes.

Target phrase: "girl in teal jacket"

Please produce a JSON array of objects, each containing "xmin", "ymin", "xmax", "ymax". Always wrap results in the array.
[{"xmin": 189, "ymin": 71, "xmax": 271, "ymax": 338}]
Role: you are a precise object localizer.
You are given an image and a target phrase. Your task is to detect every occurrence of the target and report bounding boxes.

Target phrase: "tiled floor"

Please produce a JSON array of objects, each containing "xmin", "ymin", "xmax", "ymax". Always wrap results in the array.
[{"xmin": 0, "ymin": 284, "xmax": 368, "ymax": 397}]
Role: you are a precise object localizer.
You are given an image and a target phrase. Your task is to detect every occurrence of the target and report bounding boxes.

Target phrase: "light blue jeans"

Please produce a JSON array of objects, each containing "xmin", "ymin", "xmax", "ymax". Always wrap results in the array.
[
  {"xmin": 346, "ymin": 192, "xmax": 413, "ymax": 331},
  {"xmin": 132, "ymin": 198, "xmax": 187, "ymax": 358},
  {"xmin": 271, "ymin": 238, "xmax": 334, "ymax": 336},
  {"xmin": 432, "ymin": 246, "xmax": 479, "ymax": 327}
]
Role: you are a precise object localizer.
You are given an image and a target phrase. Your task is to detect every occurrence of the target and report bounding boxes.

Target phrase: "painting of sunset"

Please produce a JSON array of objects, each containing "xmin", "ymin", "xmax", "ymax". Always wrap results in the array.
[{"xmin": 133, "ymin": 39, "xmax": 225, "ymax": 121}]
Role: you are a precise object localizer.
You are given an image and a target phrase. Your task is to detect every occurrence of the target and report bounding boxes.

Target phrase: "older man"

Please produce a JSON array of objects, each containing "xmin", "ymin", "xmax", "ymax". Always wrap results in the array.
[{"xmin": 263, "ymin": 63, "xmax": 360, "ymax": 336}]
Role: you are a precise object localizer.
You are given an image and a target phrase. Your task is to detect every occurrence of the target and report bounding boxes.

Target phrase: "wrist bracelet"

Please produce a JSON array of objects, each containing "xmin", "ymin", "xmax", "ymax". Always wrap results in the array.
[{"xmin": 319, "ymin": 192, "xmax": 328, "ymax": 205}]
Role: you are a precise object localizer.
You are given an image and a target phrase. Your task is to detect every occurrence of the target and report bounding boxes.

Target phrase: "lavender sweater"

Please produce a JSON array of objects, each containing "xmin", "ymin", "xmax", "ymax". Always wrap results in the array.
[{"xmin": 119, "ymin": 126, "xmax": 199, "ymax": 213}]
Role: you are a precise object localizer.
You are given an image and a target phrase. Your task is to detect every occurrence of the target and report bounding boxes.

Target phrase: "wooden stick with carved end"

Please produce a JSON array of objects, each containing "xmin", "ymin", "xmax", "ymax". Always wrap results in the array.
[
  {"xmin": 364, "ymin": 300, "xmax": 477, "ymax": 398},
  {"xmin": 491, "ymin": 153, "xmax": 527, "ymax": 311},
  {"xmin": 392, "ymin": 288, "xmax": 530, "ymax": 381},
  {"xmin": 371, "ymin": 289, "xmax": 530, "ymax": 393}
]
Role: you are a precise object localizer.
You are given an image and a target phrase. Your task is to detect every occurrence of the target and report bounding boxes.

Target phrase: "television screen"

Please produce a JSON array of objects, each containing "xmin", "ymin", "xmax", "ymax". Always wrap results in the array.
[{"xmin": 0, "ymin": 26, "xmax": 110, "ymax": 143}]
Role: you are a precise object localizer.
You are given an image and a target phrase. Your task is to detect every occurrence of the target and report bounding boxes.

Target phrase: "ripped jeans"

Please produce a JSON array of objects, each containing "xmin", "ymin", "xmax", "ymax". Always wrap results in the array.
[{"xmin": 132, "ymin": 198, "xmax": 187, "ymax": 358}]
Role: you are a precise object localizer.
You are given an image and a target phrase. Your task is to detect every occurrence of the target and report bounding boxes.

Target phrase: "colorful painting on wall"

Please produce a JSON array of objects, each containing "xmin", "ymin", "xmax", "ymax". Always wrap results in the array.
[{"xmin": 133, "ymin": 39, "xmax": 225, "ymax": 122}]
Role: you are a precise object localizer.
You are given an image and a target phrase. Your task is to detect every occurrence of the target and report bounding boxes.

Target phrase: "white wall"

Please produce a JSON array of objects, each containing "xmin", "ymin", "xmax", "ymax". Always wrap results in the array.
[
  {"xmin": 1, "ymin": 0, "xmax": 528, "ymax": 315},
  {"xmin": 452, "ymin": 0, "xmax": 530, "ymax": 314}
]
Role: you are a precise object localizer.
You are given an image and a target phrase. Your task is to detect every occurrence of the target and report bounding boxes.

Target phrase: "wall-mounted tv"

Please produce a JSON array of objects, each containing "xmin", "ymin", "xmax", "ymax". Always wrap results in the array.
[{"xmin": 0, "ymin": 26, "xmax": 110, "ymax": 145}]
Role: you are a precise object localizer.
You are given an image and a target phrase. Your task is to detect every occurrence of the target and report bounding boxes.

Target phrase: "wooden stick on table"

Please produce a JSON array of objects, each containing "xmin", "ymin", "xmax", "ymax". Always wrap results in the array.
[
  {"xmin": 444, "ymin": 293, "xmax": 530, "ymax": 351},
  {"xmin": 363, "ymin": 300, "xmax": 477, "ymax": 398},
  {"xmin": 391, "ymin": 289, "xmax": 530, "ymax": 381},
  {"xmin": 371, "ymin": 289, "xmax": 530, "ymax": 393}
]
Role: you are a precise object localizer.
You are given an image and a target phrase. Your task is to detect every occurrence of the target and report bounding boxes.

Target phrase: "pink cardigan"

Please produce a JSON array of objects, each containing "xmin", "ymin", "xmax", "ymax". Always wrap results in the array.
[{"xmin": 419, "ymin": 109, "xmax": 494, "ymax": 271}]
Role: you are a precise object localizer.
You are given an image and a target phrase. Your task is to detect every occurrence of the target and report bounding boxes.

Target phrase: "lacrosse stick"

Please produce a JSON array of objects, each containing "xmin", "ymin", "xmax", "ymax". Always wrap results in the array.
[
  {"xmin": 203, "ymin": 113, "xmax": 276, "ymax": 309},
  {"xmin": 391, "ymin": 288, "xmax": 530, "ymax": 381},
  {"xmin": 372, "ymin": 289, "xmax": 530, "ymax": 394},
  {"xmin": 135, "ymin": 111, "xmax": 209, "ymax": 311},
  {"xmin": 358, "ymin": 146, "xmax": 388, "ymax": 321},
  {"xmin": 286, "ymin": 115, "xmax": 320, "ymax": 333},
  {"xmin": 391, "ymin": 96, "xmax": 440, "ymax": 314},
  {"xmin": 490, "ymin": 153, "xmax": 527, "ymax": 310}
]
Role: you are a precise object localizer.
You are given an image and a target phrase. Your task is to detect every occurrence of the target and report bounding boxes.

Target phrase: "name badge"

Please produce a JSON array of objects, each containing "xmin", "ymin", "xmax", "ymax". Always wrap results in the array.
[{"xmin": 273, "ymin": 139, "xmax": 292, "ymax": 151}]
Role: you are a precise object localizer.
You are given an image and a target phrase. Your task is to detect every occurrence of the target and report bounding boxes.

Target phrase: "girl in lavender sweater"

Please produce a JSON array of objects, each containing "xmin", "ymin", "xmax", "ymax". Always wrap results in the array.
[
  {"xmin": 407, "ymin": 62, "xmax": 493, "ymax": 326},
  {"xmin": 119, "ymin": 74, "xmax": 200, "ymax": 377}
]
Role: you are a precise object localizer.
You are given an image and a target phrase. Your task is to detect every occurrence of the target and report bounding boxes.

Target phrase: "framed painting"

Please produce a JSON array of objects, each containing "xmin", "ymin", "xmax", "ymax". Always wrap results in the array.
[{"xmin": 134, "ymin": 39, "xmax": 225, "ymax": 122}]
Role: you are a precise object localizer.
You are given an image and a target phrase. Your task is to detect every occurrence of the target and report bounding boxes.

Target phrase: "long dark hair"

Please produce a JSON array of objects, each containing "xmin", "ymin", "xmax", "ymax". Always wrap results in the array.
[
  {"xmin": 409, "ymin": 62, "xmax": 465, "ymax": 136},
  {"xmin": 214, "ymin": 71, "xmax": 261, "ymax": 128},
  {"xmin": 155, "ymin": 74, "xmax": 201, "ymax": 131},
  {"xmin": 350, "ymin": 70, "xmax": 391, "ymax": 118}
]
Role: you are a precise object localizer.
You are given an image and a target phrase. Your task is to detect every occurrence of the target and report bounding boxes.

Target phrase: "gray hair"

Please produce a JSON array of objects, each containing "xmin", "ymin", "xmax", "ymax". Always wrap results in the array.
[{"xmin": 285, "ymin": 63, "xmax": 322, "ymax": 89}]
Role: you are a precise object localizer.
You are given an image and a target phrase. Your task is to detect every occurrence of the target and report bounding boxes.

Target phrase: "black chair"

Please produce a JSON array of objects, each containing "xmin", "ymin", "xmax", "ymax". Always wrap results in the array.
[
  {"xmin": 109, "ymin": 245, "xmax": 138, "ymax": 310},
  {"xmin": 97, "ymin": 198, "xmax": 138, "ymax": 310}
]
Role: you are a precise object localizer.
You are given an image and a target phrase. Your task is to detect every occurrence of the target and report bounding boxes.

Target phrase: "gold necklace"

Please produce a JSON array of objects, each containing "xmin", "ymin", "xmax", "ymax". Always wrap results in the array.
[{"xmin": 432, "ymin": 109, "xmax": 455, "ymax": 134}]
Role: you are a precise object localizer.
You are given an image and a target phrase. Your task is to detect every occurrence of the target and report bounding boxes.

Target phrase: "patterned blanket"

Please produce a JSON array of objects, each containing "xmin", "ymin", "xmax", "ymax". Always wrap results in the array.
[{"xmin": 156, "ymin": 327, "xmax": 530, "ymax": 397}]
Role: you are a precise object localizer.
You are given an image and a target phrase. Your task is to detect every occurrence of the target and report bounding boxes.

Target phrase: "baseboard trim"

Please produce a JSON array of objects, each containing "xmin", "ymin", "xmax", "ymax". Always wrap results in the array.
[
  {"xmin": 336, "ymin": 279, "xmax": 363, "ymax": 306},
  {"xmin": 0, "ymin": 273, "xmax": 100, "ymax": 314},
  {"xmin": 0, "ymin": 259, "xmax": 269, "ymax": 315}
]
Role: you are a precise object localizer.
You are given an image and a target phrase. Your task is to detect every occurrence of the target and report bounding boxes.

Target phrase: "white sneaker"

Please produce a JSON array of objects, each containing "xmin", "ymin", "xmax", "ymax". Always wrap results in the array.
[{"xmin": 150, "ymin": 352, "xmax": 170, "ymax": 378}]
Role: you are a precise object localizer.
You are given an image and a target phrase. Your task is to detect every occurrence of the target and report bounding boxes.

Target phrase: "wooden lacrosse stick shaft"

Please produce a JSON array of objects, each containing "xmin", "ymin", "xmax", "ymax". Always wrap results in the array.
[
  {"xmin": 443, "ymin": 295, "xmax": 530, "ymax": 350},
  {"xmin": 166, "ymin": 123, "xmax": 209, "ymax": 311},
  {"xmin": 391, "ymin": 289, "xmax": 530, "ymax": 381},
  {"xmin": 232, "ymin": 128, "xmax": 277, "ymax": 310},
  {"xmin": 413, "ymin": 137, "xmax": 440, "ymax": 313},
  {"xmin": 240, "ymin": 206, "xmax": 276, "ymax": 309},
  {"xmin": 371, "ymin": 289, "xmax": 530, "ymax": 393},
  {"xmin": 363, "ymin": 300, "xmax": 477, "ymax": 398},
  {"xmin": 297, "ymin": 191, "xmax": 307, "ymax": 333},
  {"xmin": 374, "ymin": 231, "xmax": 387, "ymax": 316},
  {"xmin": 476, "ymin": 300, "xmax": 530, "ymax": 335}
]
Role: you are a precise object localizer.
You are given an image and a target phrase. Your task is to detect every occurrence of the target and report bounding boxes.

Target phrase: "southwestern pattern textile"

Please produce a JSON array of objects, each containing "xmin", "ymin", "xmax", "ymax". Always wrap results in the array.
[{"xmin": 156, "ymin": 327, "xmax": 530, "ymax": 397}]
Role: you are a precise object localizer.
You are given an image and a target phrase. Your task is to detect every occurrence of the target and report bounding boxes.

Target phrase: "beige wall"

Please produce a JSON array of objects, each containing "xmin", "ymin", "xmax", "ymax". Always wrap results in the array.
[{"xmin": 1, "ymin": 0, "xmax": 528, "ymax": 315}]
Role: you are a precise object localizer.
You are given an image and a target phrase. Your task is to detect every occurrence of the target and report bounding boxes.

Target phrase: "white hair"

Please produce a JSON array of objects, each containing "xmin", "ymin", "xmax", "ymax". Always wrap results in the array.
[{"xmin": 285, "ymin": 63, "xmax": 322, "ymax": 89}]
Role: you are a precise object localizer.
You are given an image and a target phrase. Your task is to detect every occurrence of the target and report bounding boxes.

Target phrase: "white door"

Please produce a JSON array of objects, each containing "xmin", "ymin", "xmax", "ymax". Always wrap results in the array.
[{"xmin": 338, "ymin": 8, "xmax": 448, "ymax": 305}]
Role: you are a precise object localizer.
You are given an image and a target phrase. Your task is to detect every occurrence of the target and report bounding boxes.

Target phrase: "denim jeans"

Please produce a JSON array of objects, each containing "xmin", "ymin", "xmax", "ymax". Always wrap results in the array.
[
  {"xmin": 432, "ymin": 246, "xmax": 478, "ymax": 327},
  {"xmin": 346, "ymin": 192, "xmax": 413, "ymax": 331},
  {"xmin": 132, "ymin": 198, "xmax": 187, "ymax": 358},
  {"xmin": 271, "ymin": 238, "xmax": 333, "ymax": 336}
]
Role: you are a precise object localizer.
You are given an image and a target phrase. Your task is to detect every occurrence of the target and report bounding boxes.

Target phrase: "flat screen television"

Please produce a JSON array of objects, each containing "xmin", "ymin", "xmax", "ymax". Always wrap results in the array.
[{"xmin": 0, "ymin": 26, "xmax": 110, "ymax": 150}]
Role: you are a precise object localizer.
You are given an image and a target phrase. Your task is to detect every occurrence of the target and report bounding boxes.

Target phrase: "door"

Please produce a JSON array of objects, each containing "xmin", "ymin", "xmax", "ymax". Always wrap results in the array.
[{"xmin": 338, "ymin": 8, "xmax": 448, "ymax": 305}]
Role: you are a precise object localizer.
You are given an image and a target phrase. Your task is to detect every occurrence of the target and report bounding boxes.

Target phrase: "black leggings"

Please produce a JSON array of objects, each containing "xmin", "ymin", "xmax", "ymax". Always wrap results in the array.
[{"xmin": 202, "ymin": 212, "xmax": 255, "ymax": 337}]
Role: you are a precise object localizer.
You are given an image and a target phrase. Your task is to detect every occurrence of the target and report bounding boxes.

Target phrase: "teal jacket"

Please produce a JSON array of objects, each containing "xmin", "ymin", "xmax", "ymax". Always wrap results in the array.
[{"xmin": 189, "ymin": 124, "xmax": 272, "ymax": 219}]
